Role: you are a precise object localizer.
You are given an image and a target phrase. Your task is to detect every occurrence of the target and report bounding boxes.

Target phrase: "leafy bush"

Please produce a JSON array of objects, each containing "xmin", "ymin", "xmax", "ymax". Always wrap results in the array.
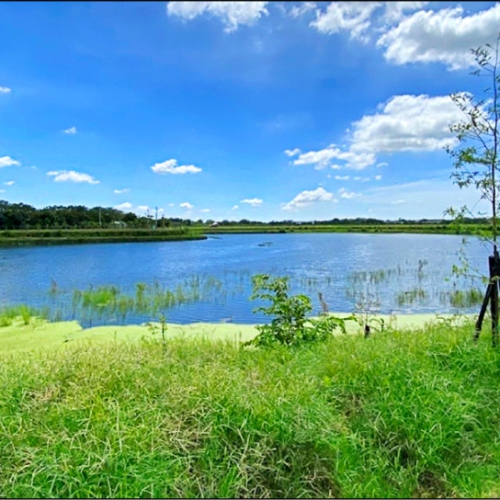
[{"xmin": 248, "ymin": 274, "xmax": 354, "ymax": 347}]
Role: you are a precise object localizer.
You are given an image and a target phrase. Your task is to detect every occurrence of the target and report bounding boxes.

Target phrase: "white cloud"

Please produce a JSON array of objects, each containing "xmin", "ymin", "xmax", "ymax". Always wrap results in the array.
[
  {"xmin": 391, "ymin": 199, "xmax": 406, "ymax": 205},
  {"xmin": 114, "ymin": 188, "xmax": 130, "ymax": 194},
  {"xmin": 292, "ymin": 93, "xmax": 466, "ymax": 173},
  {"xmin": 168, "ymin": 203, "xmax": 175, "ymax": 207},
  {"xmin": 377, "ymin": 4, "xmax": 500, "ymax": 70},
  {"xmin": 180, "ymin": 202, "xmax": 194, "ymax": 209},
  {"xmin": 382, "ymin": 2, "xmax": 429, "ymax": 24},
  {"xmin": 232, "ymin": 205, "xmax": 239, "ymax": 210},
  {"xmin": 375, "ymin": 175, "xmax": 382, "ymax": 180},
  {"xmin": 4, "ymin": 181, "xmax": 15, "ymax": 186},
  {"xmin": 291, "ymin": 144, "xmax": 375, "ymax": 170},
  {"xmin": 284, "ymin": 148, "xmax": 301, "ymax": 157},
  {"xmin": 137, "ymin": 205, "xmax": 149, "ymax": 212},
  {"xmin": 200, "ymin": 208, "xmax": 210, "ymax": 213},
  {"xmin": 0, "ymin": 156, "xmax": 20, "ymax": 168},
  {"xmin": 334, "ymin": 175, "xmax": 350, "ymax": 181},
  {"xmin": 151, "ymin": 158, "xmax": 202, "ymax": 175},
  {"xmin": 240, "ymin": 198, "xmax": 263, "ymax": 207},
  {"xmin": 350, "ymin": 94, "xmax": 462, "ymax": 154},
  {"xmin": 339, "ymin": 187, "xmax": 361, "ymax": 199},
  {"xmin": 282, "ymin": 187, "xmax": 335, "ymax": 211},
  {"xmin": 115, "ymin": 202, "xmax": 133, "ymax": 211},
  {"xmin": 47, "ymin": 170, "xmax": 99, "ymax": 184},
  {"xmin": 62, "ymin": 126, "xmax": 77, "ymax": 135},
  {"xmin": 289, "ymin": 2, "xmax": 316, "ymax": 18},
  {"xmin": 167, "ymin": 1, "xmax": 269, "ymax": 33},
  {"xmin": 0, "ymin": 86, "xmax": 11, "ymax": 94},
  {"xmin": 310, "ymin": 2, "xmax": 382, "ymax": 41}
]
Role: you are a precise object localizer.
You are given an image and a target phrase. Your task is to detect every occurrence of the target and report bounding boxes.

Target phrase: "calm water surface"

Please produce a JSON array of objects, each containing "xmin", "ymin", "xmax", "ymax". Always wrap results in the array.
[{"xmin": 0, "ymin": 233, "xmax": 491, "ymax": 325}]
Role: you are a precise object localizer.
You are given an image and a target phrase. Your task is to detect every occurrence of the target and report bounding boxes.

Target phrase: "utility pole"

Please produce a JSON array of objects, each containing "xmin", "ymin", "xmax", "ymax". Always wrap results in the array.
[
  {"xmin": 155, "ymin": 206, "xmax": 158, "ymax": 229},
  {"xmin": 99, "ymin": 208, "xmax": 102, "ymax": 228}
]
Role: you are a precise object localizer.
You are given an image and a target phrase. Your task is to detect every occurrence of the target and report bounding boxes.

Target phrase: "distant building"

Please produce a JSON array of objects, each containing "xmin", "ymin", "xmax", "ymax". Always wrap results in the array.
[{"xmin": 211, "ymin": 222, "xmax": 218, "ymax": 227}]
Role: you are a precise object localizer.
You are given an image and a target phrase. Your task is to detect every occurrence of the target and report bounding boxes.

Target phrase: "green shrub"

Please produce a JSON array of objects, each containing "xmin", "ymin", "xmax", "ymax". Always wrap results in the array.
[{"xmin": 248, "ymin": 274, "xmax": 354, "ymax": 347}]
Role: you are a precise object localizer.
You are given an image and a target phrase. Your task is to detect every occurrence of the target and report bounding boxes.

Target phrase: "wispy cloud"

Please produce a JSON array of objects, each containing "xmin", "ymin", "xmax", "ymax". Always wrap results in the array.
[
  {"xmin": 241, "ymin": 198, "xmax": 263, "ymax": 207},
  {"xmin": 114, "ymin": 188, "xmax": 130, "ymax": 194},
  {"xmin": 232, "ymin": 205, "xmax": 239, "ymax": 210},
  {"xmin": 151, "ymin": 158, "xmax": 202, "ymax": 175},
  {"xmin": 200, "ymin": 208, "xmax": 210, "ymax": 213},
  {"xmin": 115, "ymin": 202, "xmax": 133, "ymax": 211},
  {"xmin": 0, "ymin": 156, "xmax": 20, "ymax": 168},
  {"xmin": 167, "ymin": 1, "xmax": 269, "ymax": 33},
  {"xmin": 0, "ymin": 86, "xmax": 12, "ymax": 94},
  {"xmin": 47, "ymin": 170, "xmax": 99, "ymax": 184},
  {"xmin": 180, "ymin": 202, "xmax": 194, "ymax": 209},
  {"xmin": 62, "ymin": 126, "xmax": 77, "ymax": 134},
  {"xmin": 3, "ymin": 181, "xmax": 15, "ymax": 186},
  {"xmin": 339, "ymin": 187, "xmax": 361, "ymax": 199}
]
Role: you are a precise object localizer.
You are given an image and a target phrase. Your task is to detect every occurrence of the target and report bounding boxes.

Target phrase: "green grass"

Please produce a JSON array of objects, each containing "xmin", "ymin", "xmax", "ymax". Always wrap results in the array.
[
  {"xmin": 0, "ymin": 228, "xmax": 206, "ymax": 247},
  {"xmin": 1, "ymin": 319, "xmax": 500, "ymax": 498}
]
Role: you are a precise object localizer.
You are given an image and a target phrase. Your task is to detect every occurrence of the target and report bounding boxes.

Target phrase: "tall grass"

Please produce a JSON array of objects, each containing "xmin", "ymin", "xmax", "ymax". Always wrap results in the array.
[{"xmin": 1, "ymin": 321, "xmax": 500, "ymax": 498}]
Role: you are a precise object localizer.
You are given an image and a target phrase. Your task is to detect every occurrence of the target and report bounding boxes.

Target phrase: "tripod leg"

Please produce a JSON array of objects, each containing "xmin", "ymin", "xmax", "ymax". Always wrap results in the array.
[
  {"xmin": 492, "ymin": 280, "xmax": 499, "ymax": 348},
  {"xmin": 474, "ymin": 283, "xmax": 493, "ymax": 342}
]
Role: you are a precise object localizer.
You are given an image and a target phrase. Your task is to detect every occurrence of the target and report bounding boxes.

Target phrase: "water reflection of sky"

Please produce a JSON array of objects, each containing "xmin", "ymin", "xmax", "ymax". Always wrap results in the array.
[{"xmin": 0, "ymin": 233, "xmax": 491, "ymax": 325}]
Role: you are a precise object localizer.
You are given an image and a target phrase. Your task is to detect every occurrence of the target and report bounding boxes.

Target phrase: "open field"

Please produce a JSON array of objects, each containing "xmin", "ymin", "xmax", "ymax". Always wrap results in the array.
[{"xmin": 2, "ymin": 313, "xmax": 500, "ymax": 498}]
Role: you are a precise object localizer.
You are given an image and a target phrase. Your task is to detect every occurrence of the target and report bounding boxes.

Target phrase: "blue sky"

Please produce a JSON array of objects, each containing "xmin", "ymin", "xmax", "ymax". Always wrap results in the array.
[{"xmin": 0, "ymin": 1, "xmax": 499, "ymax": 222}]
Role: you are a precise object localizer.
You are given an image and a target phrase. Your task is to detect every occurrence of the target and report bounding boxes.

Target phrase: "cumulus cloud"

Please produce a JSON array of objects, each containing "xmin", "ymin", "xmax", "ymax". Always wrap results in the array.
[
  {"xmin": 350, "ymin": 94, "xmax": 462, "ymax": 154},
  {"xmin": 167, "ymin": 1, "xmax": 269, "ymax": 32},
  {"xmin": 240, "ymin": 198, "xmax": 263, "ymax": 207},
  {"xmin": 375, "ymin": 175, "xmax": 382, "ymax": 180},
  {"xmin": 0, "ymin": 86, "xmax": 11, "ymax": 94},
  {"xmin": 0, "ymin": 156, "xmax": 20, "ymax": 168},
  {"xmin": 137, "ymin": 205, "xmax": 149, "ymax": 212},
  {"xmin": 62, "ymin": 126, "xmax": 77, "ymax": 134},
  {"xmin": 289, "ymin": 93, "xmax": 463, "ymax": 171},
  {"xmin": 290, "ymin": 144, "xmax": 375, "ymax": 170},
  {"xmin": 47, "ymin": 170, "xmax": 99, "ymax": 184},
  {"xmin": 151, "ymin": 158, "xmax": 202, "ymax": 175},
  {"xmin": 334, "ymin": 175, "xmax": 350, "ymax": 180},
  {"xmin": 115, "ymin": 202, "xmax": 133, "ymax": 211},
  {"xmin": 232, "ymin": 205, "xmax": 239, "ymax": 210},
  {"xmin": 180, "ymin": 202, "xmax": 194, "ymax": 209},
  {"xmin": 377, "ymin": 4, "xmax": 500, "ymax": 70},
  {"xmin": 4, "ymin": 181, "xmax": 15, "ymax": 186},
  {"xmin": 114, "ymin": 188, "xmax": 130, "ymax": 194},
  {"xmin": 282, "ymin": 187, "xmax": 334, "ymax": 211}
]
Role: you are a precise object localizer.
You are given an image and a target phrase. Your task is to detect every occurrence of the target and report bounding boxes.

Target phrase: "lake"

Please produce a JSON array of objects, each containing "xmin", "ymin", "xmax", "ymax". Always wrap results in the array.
[{"xmin": 0, "ymin": 233, "xmax": 491, "ymax": 326}]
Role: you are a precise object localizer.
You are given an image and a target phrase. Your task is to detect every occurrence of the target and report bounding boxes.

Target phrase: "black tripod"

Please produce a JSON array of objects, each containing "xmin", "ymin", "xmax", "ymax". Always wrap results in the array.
[{"xmin": 474, "ymin": 246, "xmax": 500, "ymax": 347}]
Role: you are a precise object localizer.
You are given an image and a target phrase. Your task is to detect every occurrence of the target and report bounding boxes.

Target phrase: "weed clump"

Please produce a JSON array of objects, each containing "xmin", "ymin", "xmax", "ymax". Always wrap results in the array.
[{"xmin": 247, "ymin": 274, "xmax": 354, "ymax": 347}]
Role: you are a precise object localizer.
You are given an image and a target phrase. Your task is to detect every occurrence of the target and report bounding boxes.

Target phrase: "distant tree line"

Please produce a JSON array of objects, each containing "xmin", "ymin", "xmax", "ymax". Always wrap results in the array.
[
  {"xmin": 0, "ymin": 200, "xmax": 490, "ymax": 230},
  {"xmin": 0, "ymin": 201, "xmax": 193, "ymax": 230}
]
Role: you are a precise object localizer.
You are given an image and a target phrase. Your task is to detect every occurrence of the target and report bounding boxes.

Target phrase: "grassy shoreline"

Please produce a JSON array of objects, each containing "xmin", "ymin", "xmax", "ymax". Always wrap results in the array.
[
  {"xmin": 1, "ymin": 314, "xmax": 499, "ymax": 498},
  {"xmin": 0, "ymin": 222, "xmax": 490, "ymax": 247},
  {"xmin": 0, "ymin": 228, "xmax": 207, "ymax": 247}
]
